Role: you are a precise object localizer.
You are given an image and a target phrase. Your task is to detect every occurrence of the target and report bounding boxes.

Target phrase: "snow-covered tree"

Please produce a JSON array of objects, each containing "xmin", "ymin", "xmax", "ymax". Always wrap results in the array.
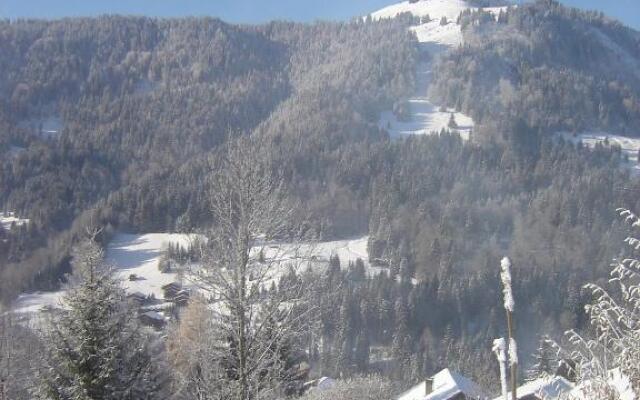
[
  {"xmin": 528, "ymin": 336, "xmax": 557, "ymax": 380},
  {"xmin": 36, "ymin": 239, "xmax": 164, "ymax": 400},
  {"xmin": 554, "ymin": 208, "xmax": 640, "ymax": 398},
  {"xmin": 186, "ymin": 137, "xmax": 317, "ymax": 400},
  {"xmin": 448, "ymin": 113, "xmax": 458, "ymax": 129}
]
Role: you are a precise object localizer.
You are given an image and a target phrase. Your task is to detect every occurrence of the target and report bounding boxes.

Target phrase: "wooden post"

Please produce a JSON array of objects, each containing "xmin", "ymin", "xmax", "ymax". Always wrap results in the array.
[{"xmin": 506, "ymin": 310, "xmax": 517, "ymax": 400}]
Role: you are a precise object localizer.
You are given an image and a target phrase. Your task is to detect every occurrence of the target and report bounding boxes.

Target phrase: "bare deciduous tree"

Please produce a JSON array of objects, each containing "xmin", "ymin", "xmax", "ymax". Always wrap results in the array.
[{"xmin": 177, "ymin": 136, "xmax": 317, "ymax": 400}]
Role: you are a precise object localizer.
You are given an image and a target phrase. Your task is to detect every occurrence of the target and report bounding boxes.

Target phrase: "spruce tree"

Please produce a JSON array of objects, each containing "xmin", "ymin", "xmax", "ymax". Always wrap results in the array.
[
  {"xmin": 528, "ymin": 336, "xmax": 557, "ymax": 379},
  {"xmin": 37, "ymin": 239, "xmax": 163, "ymax": 400}
]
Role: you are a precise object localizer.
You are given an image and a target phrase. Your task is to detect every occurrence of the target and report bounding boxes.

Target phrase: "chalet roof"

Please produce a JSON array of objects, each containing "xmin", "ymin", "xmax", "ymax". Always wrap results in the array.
[
  {"xmin": 398, "ymin": 368, "xmax": 488, "ymax": 400},
  {"xmin": 491, "ymin": 376, "xmax": 573, "ymax": 400}
]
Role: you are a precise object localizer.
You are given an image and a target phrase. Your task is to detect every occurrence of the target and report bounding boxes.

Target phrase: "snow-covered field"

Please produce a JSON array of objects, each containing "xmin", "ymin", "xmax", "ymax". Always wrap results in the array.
[
  {"xmin": 370, "ymin": 0, "xmax": 485, "ymax": 138},
  {"xmin": 12, "ymin": 233, "xmax": 380, "ymax": 314},
  {"xmin": 0, "ymin": 212, "xmax": 29, "ymax": 231},
  {"xmin": 557, "ymin": 131, "xmax": 640, "ymax": 175},
  {"xmin": 107, "ymin": 233, "xmax": 198, "ymax": 299}
]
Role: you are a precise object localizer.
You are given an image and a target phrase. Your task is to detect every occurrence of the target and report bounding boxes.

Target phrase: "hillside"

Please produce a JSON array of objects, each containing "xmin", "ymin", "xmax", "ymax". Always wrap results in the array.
[
  {"xmin": 4, "ymin": 1, "xmax": 640, "ymax": 398},
  {"xmin": 429, "ymin": 0, "xmax": 640, "ymax": 138}
]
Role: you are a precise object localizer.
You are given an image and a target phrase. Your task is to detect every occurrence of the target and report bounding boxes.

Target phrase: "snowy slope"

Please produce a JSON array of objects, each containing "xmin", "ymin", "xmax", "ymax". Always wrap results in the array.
[{"xmin": 371, "ymin": 0, "xmax": 470, "ymax": 21}]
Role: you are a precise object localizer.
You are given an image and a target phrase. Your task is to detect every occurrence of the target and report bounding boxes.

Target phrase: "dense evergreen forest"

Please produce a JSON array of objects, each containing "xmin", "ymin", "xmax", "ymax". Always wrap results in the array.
[{"xmin": 2, "ymin": 0, "xmax": 640, "ymax": 396}]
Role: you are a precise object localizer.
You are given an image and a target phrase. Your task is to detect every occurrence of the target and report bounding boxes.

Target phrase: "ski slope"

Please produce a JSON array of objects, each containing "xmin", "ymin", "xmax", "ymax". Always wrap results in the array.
[{"xmin": 371, "ymin": 0, "xmax": 510, "ymax": 139}]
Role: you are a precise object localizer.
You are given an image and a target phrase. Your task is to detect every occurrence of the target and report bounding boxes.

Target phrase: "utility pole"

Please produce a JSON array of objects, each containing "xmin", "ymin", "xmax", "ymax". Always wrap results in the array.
[{"xmin": 500, "ymin": 257, "xmax": 517, "ymax": 400}]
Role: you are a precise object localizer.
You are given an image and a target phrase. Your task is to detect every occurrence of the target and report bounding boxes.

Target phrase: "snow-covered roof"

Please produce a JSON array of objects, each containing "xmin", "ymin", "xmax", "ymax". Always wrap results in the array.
[
  {"xmin": 491, "ymin": 376, "xmax": 573, "ymax": 400},
  {"xmin": 398, "ymin": 368, "xmax": 488, "ymax": 400},
  {"xmin": 140, "ymin": 311, "xmax": 165, "ymax": 321}
]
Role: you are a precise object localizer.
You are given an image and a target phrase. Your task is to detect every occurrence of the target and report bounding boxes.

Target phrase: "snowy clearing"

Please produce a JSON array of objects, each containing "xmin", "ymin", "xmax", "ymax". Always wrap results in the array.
[
  {"xmin": 0, "ymin": 212, "xmax": 29, "ymax": 231},
  {"xmin": 557, "ymin": 131, "xmax": 640, "ymax": 175},
  {"xmin": 12, "ymin": 233, "xmax": 387, "ymax": 314}
]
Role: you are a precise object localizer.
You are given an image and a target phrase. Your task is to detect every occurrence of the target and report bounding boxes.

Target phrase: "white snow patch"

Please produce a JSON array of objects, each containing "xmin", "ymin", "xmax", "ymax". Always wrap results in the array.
[
  {"xmin": 370, "ymin": 0, "xmax": 470, "ymax": 22},
  {"xmin": 0, "ymin": 212, "xmax": 29, "ymax": 231},
  {"xmin": 410, "ymin": 19, "xmax": 463, "ymax": 49}
]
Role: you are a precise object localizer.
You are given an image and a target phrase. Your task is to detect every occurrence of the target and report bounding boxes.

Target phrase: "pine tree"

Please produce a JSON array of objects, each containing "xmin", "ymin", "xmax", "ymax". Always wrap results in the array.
[
  {"xmin": 448, "ymin": 113, "xmax": 458, "ymax": 129},
  {"xmin": 391, "ymin": 298, "xmax": 411, "ymax": 380},
  {"xmin": 528, "ymin": 336, "xmax": 557, "ymax": 379},
  {"xmin": 37, "ymin": 239, "xmax": 164, "ymax": 400}
]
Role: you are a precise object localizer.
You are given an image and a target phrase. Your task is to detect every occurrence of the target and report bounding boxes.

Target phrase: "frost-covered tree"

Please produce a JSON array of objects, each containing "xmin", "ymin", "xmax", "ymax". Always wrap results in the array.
[
  {"xmin": 528, "ymin": 336, "xmax": 557, "ymax": 380},
  {"xmin": 187, "ymin": 137, "xmax": 316, "ymax": 400},
  {"xmin": 36, "ymin": 238, "xmax": 164, "ymax": 400},
  {"xmin": 554, "ymin": 208, "xmax": 640, "ymax": 398}
]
